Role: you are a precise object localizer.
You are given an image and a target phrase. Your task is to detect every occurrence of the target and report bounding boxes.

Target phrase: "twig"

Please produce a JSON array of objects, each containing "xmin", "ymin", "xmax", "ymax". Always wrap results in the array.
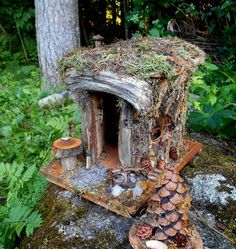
[
  {"xmin": 189, "ymin": 208, "xmax": 235, "ymax": 244},
  {"xmin": 16, "ymin": 25, "xmax": 29, "ymax": 62}
]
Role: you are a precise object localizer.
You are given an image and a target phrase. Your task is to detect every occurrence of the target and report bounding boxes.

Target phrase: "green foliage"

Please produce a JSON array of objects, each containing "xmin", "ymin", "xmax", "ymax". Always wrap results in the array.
[
  {"xmin": 188, "ymin": 61, "xmax": 236, "ymax": 139},
  {"xmin": 0, "ymin": 65, "xmax": 81, "ymax": 248},
  {"xmin": 0, "ymin": 0, "xmax": 37, "ymax": 64}
]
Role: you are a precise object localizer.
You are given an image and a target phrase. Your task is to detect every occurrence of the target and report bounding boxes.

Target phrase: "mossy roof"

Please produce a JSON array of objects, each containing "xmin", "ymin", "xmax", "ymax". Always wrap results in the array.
[{"xmin": 60, "ymin": 37, "xmax": 205, "ymax": 82}]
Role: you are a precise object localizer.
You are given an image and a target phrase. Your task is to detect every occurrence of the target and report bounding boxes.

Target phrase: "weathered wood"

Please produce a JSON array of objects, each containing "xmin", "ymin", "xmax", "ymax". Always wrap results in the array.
[
  {"xmin": 61, "ymin": 156, "xmax": 77, "ymax": 170},
  {"xmin": 65, "ymin": 70, "xmax": 152, "ymax": 113},
  {"xmin": 92, "ymin": 95, "xmax": 104, "ymax": 158},
  {"xmin": 118, "ymin": 104, "xmax": 132, "ymax": 167}
]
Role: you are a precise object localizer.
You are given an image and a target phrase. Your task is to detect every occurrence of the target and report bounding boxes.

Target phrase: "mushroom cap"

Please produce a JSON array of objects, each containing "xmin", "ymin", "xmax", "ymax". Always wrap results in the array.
[
  {"xmin": 92, "ymin": 34, "xmax": 104, "ymax": 41},
  {"xmin": 53, "ymin": 137, "xmax": 82, "ymax": 150}
]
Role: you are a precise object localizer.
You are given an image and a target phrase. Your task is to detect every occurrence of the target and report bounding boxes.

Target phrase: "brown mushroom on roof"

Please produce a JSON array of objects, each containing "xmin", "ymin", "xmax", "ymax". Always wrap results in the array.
[
  {"xmin": 53, "ymin": 137, "xmax": 83, "ymax": 171},
  {"xmin": 92, "ymin": 34, "xmax": 104, "ymax": 48}
]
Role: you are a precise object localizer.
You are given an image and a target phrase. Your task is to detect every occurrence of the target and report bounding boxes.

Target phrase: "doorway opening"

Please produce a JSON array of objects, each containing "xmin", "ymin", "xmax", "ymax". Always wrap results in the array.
[{"xmin": 92, "ymin": 92, "xmax": 121, "ymax": 168}]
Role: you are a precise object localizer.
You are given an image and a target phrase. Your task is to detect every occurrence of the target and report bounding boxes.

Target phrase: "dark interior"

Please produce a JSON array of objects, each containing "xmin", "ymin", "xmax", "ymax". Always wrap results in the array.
[{"xmin": 102, "ymin": 93, "xmax": 120, "ymax": 146}]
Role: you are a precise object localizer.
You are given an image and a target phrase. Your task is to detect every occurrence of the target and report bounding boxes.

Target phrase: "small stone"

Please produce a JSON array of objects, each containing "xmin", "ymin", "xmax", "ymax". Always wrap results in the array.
[
  {"xmin": 111, "ymin": 185, "xmax": 124, "ymax": 197},
  {"xmin": 132, "ymin": 185, "xmax": 143, "ymax": 198},
  {"xmin": 146, "ymin": 240, "xmax": 168, "ymax": 249}
]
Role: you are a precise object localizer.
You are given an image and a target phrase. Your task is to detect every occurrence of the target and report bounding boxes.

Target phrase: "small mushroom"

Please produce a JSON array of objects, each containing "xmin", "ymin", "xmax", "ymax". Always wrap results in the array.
[
  {"xmin": 92, "ymin": 34, "xmax": 104, "ymax": 48},
  {"xmin": 53, "ymin": 137, "xmax": 82, "ymax": 171}
]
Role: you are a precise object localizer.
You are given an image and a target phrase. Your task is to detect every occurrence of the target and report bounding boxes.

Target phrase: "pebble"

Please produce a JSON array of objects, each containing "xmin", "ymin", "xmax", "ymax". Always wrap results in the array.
[{"xmin": 145, "ymin": 240, "xmax": 168, "ymax": 249}]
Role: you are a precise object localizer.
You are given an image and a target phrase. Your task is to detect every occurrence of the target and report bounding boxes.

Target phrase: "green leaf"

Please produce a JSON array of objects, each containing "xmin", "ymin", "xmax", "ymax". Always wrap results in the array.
[
  {"xmin": 149, "ymin": 28, "xmax": 160, "ymax": 37},
  {"xmin": 1, "ymin": 126, "xmax": 12, "ymax": 137}
]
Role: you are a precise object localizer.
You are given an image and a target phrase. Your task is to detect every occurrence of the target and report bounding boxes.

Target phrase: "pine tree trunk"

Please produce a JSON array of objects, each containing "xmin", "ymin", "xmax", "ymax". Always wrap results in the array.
[{"xmin": 35, "ymin": 0, "xmax": 80, "ymax": 89}]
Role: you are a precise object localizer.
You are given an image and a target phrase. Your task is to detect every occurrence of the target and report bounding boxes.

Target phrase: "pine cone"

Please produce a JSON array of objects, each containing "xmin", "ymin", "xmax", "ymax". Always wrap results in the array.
[
  {"xmin": 136, "ymin": 223, "xmax": 153, "ymax": 240},
  {"xmin": 169, "ymin": 147, "xmax": 179, "ymax": 161},
  {"xmin": 173, "ymin": 233, "xmax": 188, "ymax": 247},
  {"xmin": 140, "ymin": 158, "xmax": 152, "ymax": 173}
]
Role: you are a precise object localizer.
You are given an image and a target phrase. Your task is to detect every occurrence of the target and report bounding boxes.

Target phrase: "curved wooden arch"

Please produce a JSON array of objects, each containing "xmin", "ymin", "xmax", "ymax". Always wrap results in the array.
[{"xmin": 65, "ymin": 69, "xmax": 152, "ymax": 113}]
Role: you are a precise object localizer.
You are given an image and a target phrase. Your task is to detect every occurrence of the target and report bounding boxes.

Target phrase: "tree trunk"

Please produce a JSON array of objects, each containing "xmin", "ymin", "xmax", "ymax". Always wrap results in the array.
[{"xmin": 35, "ymin": 0, "xmax": 80, "ymax": 89}]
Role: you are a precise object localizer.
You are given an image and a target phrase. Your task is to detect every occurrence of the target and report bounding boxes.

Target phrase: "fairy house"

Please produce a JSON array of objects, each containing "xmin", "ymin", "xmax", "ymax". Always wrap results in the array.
[
  {"xmin": 61, "ymin": 37, "xmax": 205, "ymax": 170},
  {"xmin": 39, "ymin": 37, "xmax": 206, "ymax": 249}
]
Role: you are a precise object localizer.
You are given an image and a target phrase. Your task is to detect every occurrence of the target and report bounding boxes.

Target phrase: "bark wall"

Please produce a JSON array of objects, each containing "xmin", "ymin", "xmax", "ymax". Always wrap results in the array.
[{"xmin": 35, "ymin": 0, "xmax": 80, "ymax": 89}]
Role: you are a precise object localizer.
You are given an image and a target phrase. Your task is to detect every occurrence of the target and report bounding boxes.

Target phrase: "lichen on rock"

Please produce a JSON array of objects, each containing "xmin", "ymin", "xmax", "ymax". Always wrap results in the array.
[{"xmin": 182, "ymin": 142, "xmax": 236, "ymax": 245}]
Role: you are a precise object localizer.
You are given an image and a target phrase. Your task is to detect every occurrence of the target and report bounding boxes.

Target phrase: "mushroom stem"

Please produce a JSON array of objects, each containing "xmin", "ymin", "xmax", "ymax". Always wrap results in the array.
[{"xmin": 61, "ymin": 156, "xmax": 77, "ymax": 171}]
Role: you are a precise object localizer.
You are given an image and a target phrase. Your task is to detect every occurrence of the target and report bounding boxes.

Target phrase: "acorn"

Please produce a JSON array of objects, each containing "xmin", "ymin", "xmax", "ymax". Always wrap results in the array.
[{"xmin": 136, "ymin": 223, "xmax": 153, "ymax": 240}]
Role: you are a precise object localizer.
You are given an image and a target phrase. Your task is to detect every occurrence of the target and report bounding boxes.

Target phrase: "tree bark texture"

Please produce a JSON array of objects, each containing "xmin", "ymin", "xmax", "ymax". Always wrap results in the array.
[{"xmin": 35, "ymin": 0, "xmax": 80, "ymax": 89}]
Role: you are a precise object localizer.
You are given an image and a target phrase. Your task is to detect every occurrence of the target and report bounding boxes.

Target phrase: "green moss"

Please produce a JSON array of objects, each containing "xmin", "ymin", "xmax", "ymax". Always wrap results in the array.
[
  {"xmin": 125, "ymin": 54, "xmax": 174, "ymax": 80},
  {"xmin": 182, "ymin": 146, "xmax": 236, "ymax": 186},
  {"xmin": 60, "ymin": 37, "xmax": 204, "ymax": 82}
]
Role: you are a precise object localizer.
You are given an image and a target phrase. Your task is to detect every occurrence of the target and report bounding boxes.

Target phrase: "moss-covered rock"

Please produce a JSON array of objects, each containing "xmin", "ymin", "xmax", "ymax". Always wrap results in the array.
[
  {"xmin": 20, "ymin": 185, "xmax": 132, "ymax": 249},
  {"xmin": 182, "ymin": 144, "xmax": 236, "ymax": 245}
]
